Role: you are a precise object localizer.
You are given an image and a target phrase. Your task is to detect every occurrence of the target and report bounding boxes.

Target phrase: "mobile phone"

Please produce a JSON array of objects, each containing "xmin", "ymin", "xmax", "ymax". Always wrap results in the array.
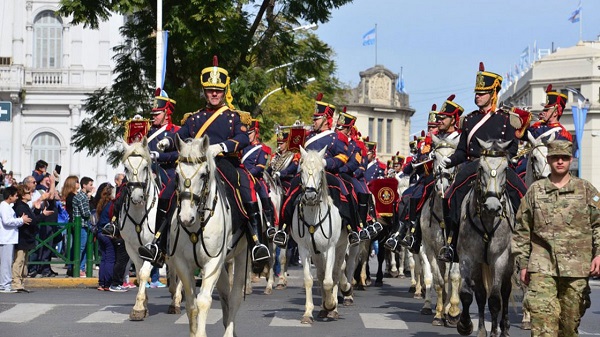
[{"xmin": 55, "ymin": 165, "xmax": 62, "ymax": 175}]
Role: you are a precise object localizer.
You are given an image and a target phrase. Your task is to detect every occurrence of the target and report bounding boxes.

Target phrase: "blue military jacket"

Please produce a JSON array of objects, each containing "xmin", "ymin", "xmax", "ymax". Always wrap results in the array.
[
  {"xmin": 241, "ymin": 143, "xmax": 270, "ymax": 178},
  {"xmin": 304, "ymin": 129, "xmax": 349, "ymax": 173},
  {"xmin": 148, "ymin": 123, "xmax": 179, "ymax": 198},
  {"xmin": 339, "ymin": 138, "xmax": 363, "ymax": 177},
  {"xmin": 365, "ymin": 159, "xmax": 386, "ymax": 183}
]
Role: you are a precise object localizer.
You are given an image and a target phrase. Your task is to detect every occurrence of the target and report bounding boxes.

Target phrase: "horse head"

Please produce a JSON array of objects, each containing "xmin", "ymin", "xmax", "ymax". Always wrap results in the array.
[
  {"xmin": 122, "ymin": 138, "xmax": 153, "ymax": 205},
  {"xmin": 475, "ymin": 138, "xmax": 512, "ymax": 215},
  {"xmin": 176, "ymin": 134, "xmax": 216, "ymax": 227},
  {"xmin": 526, "ymin": 130, "xmax": 554, "ymax": 184},
  {"xmin": 299, "ymin": 146, "xmax": 328, "ymax": 206},
  {"xmin": 431, "ymin": 133, "xmax": 459, "ymax": 195}
]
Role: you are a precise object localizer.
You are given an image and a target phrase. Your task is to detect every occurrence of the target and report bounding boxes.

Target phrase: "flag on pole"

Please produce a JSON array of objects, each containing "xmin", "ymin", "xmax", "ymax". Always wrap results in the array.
[
  {"xmin": 362, "ymin": 27, "xmax": 376, "ymax": 46},
  {"xmin": 568, "ymin": 2, "xmax": 581, "ymax": 23},
  {"xmin": 396, "ymin": 74, "xmax": 405, "ymax": 93}
]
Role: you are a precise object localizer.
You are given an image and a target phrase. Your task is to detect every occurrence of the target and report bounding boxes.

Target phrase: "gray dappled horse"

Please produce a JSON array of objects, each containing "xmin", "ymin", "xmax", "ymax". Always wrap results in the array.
[
  {"xmin": 420, "ymin": 133, "xmax": 461, "ymax": 326},
  {"xmin": 292, "ymin": 147, "xmax": 347, "ymax": 324},
  {"xmin": 120, "ymin": 139, "xmax": 183, "ymax": 321},
  {"xmin": 171, "ymin": 135, "xmax": 248, "ymax": 337},
  {"xmin": 456, "ymin": 139, "xmax": 514, "ymax": 337}
]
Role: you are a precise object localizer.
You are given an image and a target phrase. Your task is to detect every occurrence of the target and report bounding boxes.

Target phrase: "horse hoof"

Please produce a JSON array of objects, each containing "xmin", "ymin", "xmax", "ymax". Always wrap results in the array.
[
  {"xmin": 365, "ymin": 279, "xmax": 372, "ymax": 286},
  {"xmin": 432, "ymin": 317, "xmax": 444, "ymax": 326},
  {"xmin": 301, "ymin": 316, "xmax": 313, "ymax": 324},
  {"xmin": 414, "ymin": 293, "xmax": 423, "ymax": 299},
  {"xmin": 383, "ymin": 272, "xmax": 393, "ymax": 278},
  {"xmin": 167, "ymin": 305, "xmax": 181, "ymax": 315},
  {"xmin": 421, "ymin": 307, "xmax": 433, "ymax": 315},
  {"xmin": 318, "ymin": 310, "xmax": 329, "ymax": 318},
  {"xmin": 520, "ymin": 321, "xmax": 531, "ymax": 330},
  {"xmin": 457, "ymin": 320, "xmax": 473, "ymax": 336},
  {"xmin": 327, "ymin": 311, "xmax": 339, "ymax": 320},
  {"xmin": 478, "ymin": 329, "xmax": 488, "ymax": 337},
  {"xmin": 341, "ymin": 286, "xmax": 353, "ymax": 297},
  {"xmin": 275, "ymin": 283, "xmax": 287, "ymax": 290},
  {"xmin": 343, "ymin": 298, "xmax": 354, "ymax": 306},
  {"xmin": 129, "ymin": 309, "xmax": 147, "ymax": 321},
  {"xmin": 390, "ymin": 271, "xmax": 399, "ymax": 278},
  {"xmin": 374, "ymin": 280, "xmax": 383, "ymax": 287},
  {"xmin": 445, "ymin": 313, "xmax": 460, "ymax": 328},
  {"xmin": 409, "ymin": 285, "xmax": 416, "ymax": 293},
  {"xmin": 264, "ymin": 288, "xmax": 272, "ymax": 295},
  {"xmin": 356, "ymin": 284, "xmax": 366, "ymax": 291}
]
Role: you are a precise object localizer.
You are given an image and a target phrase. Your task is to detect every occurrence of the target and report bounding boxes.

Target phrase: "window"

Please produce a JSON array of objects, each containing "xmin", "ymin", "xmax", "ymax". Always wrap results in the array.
[
  {"xmin": 31, "ymin": 132, "xmax": 61, "ymax": 173},
  {"xmin": 368, "ymin": 118, "xmax": 374, "ymax": 140},
  {"xmin": 386, "ymin": 119, "xmax": 393, "ymax": 153},
  {"xmin": 33, "ymin": 11, "xmax": 63, "ymax": 69},
  {"xmin": 377, "ymin": 118, "xmax": 383, "ymax": 149}
]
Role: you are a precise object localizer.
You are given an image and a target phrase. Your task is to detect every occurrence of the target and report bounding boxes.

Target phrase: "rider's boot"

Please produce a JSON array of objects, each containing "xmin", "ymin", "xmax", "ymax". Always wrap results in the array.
[
  {"xmin": 437, "ymin": 199, "xmax": 457, "ymax": 263},
  {"xmin": 400, "ymin": 199, "xmax": 420, "ymax": 253},
  {"xmin": 245, "ymin": 202, "xmax": 271, "ymax": 264},
  {"xmin": 261, "ymin": 198, "xmax": 277, "ymax": 240},
  {"xmin": 358, "ymin": 193, "xmax": 378, "ymax": 238},
  {"xmin": 368, "ymin": 195, "xmax": 383, "ymax": 233},
  {"xmin": 139, "ymin": 198, "xmax": 170, "ymax": 268},
  {"xmin": 384, "ymin": 217, "xmax": 409, "ymax": 253}
]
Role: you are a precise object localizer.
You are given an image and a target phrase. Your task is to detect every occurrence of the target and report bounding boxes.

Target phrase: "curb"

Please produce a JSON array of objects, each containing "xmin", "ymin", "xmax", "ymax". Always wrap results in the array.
[{"xmin": 24, "ymin": 277, "xmax": 168, "ymax": 288}]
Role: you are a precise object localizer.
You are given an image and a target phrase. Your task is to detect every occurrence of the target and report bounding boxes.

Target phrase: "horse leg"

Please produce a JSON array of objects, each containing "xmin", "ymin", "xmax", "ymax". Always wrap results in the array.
[
  {"xmin": 167, "ymin": 261, "xmax": 183, "ymax": 314},
  {"xmin": 446, "ymin": 262, "xmax": 462, "ymax": 327},
  {"xmin": 195, "ymin": 259, "xmax": 223, "ymax": 337},
  {"xmin": 457, "ymin": 270, "xmax": 475, "ymax": 336},
  {"xmin": 176, "ymin": 264, "xmax": 199, "ymax": 337},
  {"xmin": 499, "ymin": 266, "xmax": 513, "ymax": 337},
  {"xmin": 276, "ymin": 245, "xmax": 288, "ymax": 290},
  {"xmin": 223, "ymin": 243, "xmax": 249, "ymax": 337},
  {"xmin": 130, "ymin": 259, "xmax": 152, "ymax": 321},
  {"xmin": 473, "ymin": 265, "xmax": 488, "ymax": 337},
  {"xmin": 486, "ymin": 264, "xmax": 502, "ymax": 337},
  {"xmin": 420, "ymin": 249, "xmax": 433, "ymax": 315},
  {"xmin": 318, "ymin": 247, "xmax": 336, "ymax": 315},
  {"xmin": 341, "ymin": 242, "xmax": 359, "ymax": 306},
  {"xmin": 300, "ymin": 249, "xmax": 314, "ymax": 324},
  {"xmin": 375, "ymin": 235, "xmax": 385, "ymax": 286}
]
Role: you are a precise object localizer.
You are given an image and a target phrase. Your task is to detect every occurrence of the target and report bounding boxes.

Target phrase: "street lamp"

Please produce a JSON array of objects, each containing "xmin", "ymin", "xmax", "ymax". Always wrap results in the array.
[{"xmin": 253, "ymin": 77, "xmax": 316, "ymax": 115}]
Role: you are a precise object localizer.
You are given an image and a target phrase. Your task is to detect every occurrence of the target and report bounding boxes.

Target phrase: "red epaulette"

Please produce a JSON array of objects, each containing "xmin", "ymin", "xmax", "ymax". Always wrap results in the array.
[
  {"xmin": 261, "ymin": 144, "xmax": 272, "ymax": 155},
  {"xmin": 530, "ymin": 121, "xmax": 544, "ymax": 128},
  {"xmin": 336, "ymin": 130, "xmax": 349, "ymax": 145},
  {"xmin": 402, "ymin": 156, "xmax": 414, "ymax": 171},
  {"xmin": 169, "ymin": 124, "xmax": 181, "ymax": 132},
  {"xmin": 356, "ymin": 140, "xmax": 368, "ymax": 157},
  {"xmin": 378, "ymin": 160, "xmax": 387, "ymax": 170}
]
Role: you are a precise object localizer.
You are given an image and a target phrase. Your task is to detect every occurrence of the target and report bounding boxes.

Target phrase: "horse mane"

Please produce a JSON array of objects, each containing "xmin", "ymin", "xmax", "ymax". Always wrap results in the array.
[
  {"xmin": 178, "ymin": 137, "xmax": 216, "ymax": 179},
  {"xmin": 122, "ymin": 140, "xmax": 151, "ymax": 163}
]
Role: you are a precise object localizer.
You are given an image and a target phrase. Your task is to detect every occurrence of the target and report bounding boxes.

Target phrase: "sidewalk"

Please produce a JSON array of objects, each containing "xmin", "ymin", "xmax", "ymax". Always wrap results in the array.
[{"xmin": 24, "ymin": 265, "xmax": 168, "ymax": 288}]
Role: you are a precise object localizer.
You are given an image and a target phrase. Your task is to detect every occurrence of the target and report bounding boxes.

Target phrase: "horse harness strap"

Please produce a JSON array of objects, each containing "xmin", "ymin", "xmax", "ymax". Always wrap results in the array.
[
  {"xmin": 297, "ymin": 202, "xmax": 332, "ymax": 255},
  {"xmin": 465, "ymin": 202, "xmax": 504, "ymax": 265}
]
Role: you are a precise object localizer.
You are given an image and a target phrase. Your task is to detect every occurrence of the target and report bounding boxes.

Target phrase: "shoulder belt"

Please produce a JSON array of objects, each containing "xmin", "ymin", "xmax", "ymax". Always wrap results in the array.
[
  {"xmin": 304, "ymin": 129, "xmax": 334, "ymax": 148},
  {"xmin": 536, "ymin": 126, "xmax": 562, "ymax": 141},
  {"xmin": 241, "ymin": 144, "xmax": 262, "ymax": 164},
  {"xmin": 146, "ymin": 125, "xmax": 168, "ymax": 143},
  {"xmin": 195, "ymin": 106, "xmax": 230, "ymax": 139},
  {"xmin": 467, "ymin": 112, "xmax": 494, "ymax": 147}
]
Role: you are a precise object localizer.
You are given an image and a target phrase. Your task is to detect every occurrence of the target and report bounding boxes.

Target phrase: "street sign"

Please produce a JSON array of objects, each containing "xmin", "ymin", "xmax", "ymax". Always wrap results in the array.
[{"xmin": 0, "ymin": 101, "xmax": 11, "ymax": 122}]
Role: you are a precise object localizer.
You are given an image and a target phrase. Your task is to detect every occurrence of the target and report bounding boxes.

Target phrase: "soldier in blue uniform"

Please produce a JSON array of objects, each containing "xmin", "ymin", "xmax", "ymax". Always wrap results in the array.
[
  {"xmin": 337, "ymin": 110, "xmax": 381, "ymax": 239},
  {"xmin": 437, "ymin": 62, "xmax": 528, "ymax": 263},
  {"xmin": 138, "ymin": 88, "xmax": 180, "ymax": 266},
  {"xmin": 364, "ymin": 141, "xmax": 386, "ymax": 183},
  {"xmin": 157, "ymin": 56, "xmax": 270, "ymax": 264},
  {"xmin": 277, "ymin": 94, "xmax": 360, "ymax": 247},
  {"xmin": 241, "ymin": 119, "xmax": 277, "ymax": 239}
]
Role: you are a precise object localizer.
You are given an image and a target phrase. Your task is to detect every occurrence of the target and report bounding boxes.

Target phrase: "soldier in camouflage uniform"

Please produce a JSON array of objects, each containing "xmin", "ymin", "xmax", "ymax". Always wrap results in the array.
[{"xmin": 513, "ymin": 140, "xmax": 600, "ymax": 337}]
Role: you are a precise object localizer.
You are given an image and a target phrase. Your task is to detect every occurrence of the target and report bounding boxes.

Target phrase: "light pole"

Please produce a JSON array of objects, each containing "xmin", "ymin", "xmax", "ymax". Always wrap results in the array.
[{"xmin": 253, "ymin": 77, "xmax": 316, "ymax": 115}]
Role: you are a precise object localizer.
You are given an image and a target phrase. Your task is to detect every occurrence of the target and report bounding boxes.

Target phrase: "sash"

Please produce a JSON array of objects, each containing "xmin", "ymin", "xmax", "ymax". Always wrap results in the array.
[
  {"xmin": 467, "ymin": 111, "xmax": 494, "ymax": 148},
  {"xmin": 146, "ymin": 125, "xmax": 167, "ymax": 143},
  {"xmin": 241, "ymin": 144, "xmax": 262, "ymax": 164},
  {"xmin": 367, "ymin": 160, "xmax": 376, "ymax": 170},
  {"xmin": 195, "ymin": 106, "xmax": 230, "ymax": 139},
  {"xmin": 304, "ymin": 129, "xmax": 334, "ymax": 149},
  {"xmin": 536, "ymin": 127, "xmax": 562, "ymax": 141}
]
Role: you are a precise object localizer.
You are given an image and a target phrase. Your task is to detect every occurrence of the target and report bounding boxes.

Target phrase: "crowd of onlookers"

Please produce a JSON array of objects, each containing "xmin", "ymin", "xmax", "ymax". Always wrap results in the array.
[{"xmin": 0, "ymin": 159, "xmax": 166, "ymax": 293}]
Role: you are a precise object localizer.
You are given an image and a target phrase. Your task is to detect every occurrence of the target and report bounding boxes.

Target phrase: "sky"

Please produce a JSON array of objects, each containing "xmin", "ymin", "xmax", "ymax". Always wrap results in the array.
[{"xmin": 314, "ymin": 0, "xmax": 599, "ymax": 135}]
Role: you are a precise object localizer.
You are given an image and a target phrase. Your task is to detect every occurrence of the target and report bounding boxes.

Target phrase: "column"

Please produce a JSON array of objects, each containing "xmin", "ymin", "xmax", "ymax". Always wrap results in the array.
[
  {"xmin": 12, "ymin": 0, "xmax": 25, "ymax": 65},
  {"xmin": 10, "ymin": 94, "xmax": 22, "ymax": 180},
  {"xmin": 69, "ymin": 104, "xmax": 81, "ymax": 176},
  {"xmin": 25, "ymin": 1, "xmax": 33, "ymax": 68}
]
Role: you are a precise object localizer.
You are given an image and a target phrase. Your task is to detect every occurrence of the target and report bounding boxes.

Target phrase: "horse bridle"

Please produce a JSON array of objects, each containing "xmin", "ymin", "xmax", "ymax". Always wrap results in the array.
[
  {"xmin": 433, "ymin": 141, "xmax": 457, "ymax": 195},
  {"xmin": 528, "ymin": 144, "xmax": 549, "ymax": 181},
  {"xmin": 300, "ymin": 167, "xmax": 325, "ymax": 206},
  {"xmin": 476, "ymin": 150, "xmax": 508, "ymax": 206},
  {"xmin": 125, "ymin": 153, "xmax": 153, "ymax": 204},
  {"xmin": 297, "ymin": 166, "xmax": 332, "ymax": 254}
]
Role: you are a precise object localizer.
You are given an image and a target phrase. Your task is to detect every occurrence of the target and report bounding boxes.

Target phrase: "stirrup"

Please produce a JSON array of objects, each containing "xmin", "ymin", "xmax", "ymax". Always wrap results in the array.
[
  {"xmin": 366, "ymin": 225, "xmax": 377, "ymax": 237},
  {"xmin": 400, "ymin": 234, "xmax": 414, "ymax": 248},
  {"xmin": 138, "ymin": 243, "xmax": 165, "ymax": 268},
  {"xmin": 273, "ymin": 231, "xmax": 288, "ymax": 248},
  {"xmin": 372, "ymin": 221, "xmax": 383, "ymax": 233},
  {"xmin": 348, "ymin": 232, "xmax": 360, "ymax": 247},
  {"xmin": 252, "ymin": 244, "xmax": 271, "ymax": 262},
  {"xmin": 437, "ymin": 245, "xmax": 454, "ymax": 263},
  {"xmin": 358, "ymin": 229, "xmax": 370, "ymax": 241},
  {"xmin": 266, "ymin": 227, "xmax": 277, "ymax": 240}
]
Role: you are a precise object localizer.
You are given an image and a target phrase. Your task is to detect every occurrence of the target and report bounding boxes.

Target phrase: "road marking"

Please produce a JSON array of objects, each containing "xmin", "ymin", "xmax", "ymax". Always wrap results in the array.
[
  {"xmin": 470, "ymin": 318, "xmax": 492, "ymax": 331},
  {"xmin": 174, "ymin": 308, "xmax": 222, "ymax": 325},
  {"xmin": 579, "ymin": 330, "xmax": 600, "ymax": 335},
  {"xmin": 78, "ymin": 306, "xmax": 130, "ymax": 323},
  {"xmin": 0, "ymin": 303, "xmax": 55, "ymax": 323},
  {"xmin": 269, "ymin": 314, "xmax": 309, "ymax": 327},
  {"xmin": 359, "ymin": 313, "xmax": 408, "ymax": 329}
]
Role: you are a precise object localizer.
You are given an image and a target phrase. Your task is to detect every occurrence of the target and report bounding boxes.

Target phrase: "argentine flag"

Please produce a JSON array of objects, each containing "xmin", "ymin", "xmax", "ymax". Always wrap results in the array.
[
  {"xmin": 568, "ymin": 2, "xmax": 581, "ymax": 23},
  {"xmin": 362, "ymin": 27, "xmax": 376, "ymax": 46}
]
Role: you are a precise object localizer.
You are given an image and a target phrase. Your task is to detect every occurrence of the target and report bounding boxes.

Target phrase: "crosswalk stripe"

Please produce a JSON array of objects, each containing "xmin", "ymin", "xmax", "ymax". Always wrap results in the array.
[
  {"xmin": 359, "ymin": 313, "xmax": 409, "ymax": 329},
  {"xmin": 78, "ymin": 306, "xmax": 130, "ymax": 323},
  {"xmin": 0, "ymin": 303, "xmax": 56, "ymax": 323},
  {"xmin": 269, "ymin": 314, "xmax": 309, "ymax": 327},
  {"xmin": 174, "ymin": 308, "xmax": 222, "ymax": 325}
]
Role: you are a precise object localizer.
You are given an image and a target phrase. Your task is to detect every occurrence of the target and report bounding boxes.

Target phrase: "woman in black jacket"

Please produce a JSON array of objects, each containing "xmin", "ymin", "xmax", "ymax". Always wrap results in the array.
[{"xmin": 12, "ymin": 184, "xmax": 52, "ymax": 292}]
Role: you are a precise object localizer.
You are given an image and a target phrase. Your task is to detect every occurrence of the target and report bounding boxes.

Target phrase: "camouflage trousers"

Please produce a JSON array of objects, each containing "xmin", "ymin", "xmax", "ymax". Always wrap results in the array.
[{"xmin": 528, "ymin": 273, "xmax": 591, "ymax": 337}]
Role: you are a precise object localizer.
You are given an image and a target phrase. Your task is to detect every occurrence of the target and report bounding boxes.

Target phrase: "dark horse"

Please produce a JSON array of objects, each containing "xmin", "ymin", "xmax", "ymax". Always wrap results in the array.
[{"xmin": 456, "ymin": 139, "xmax": 514, "ymax": 337}]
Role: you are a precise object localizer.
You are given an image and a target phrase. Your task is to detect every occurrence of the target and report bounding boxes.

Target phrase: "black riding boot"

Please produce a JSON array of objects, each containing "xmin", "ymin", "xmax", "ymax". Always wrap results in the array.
[
  {"xmin": 245, "ymin": 202, "xmax": 271, "ymax": 264},
  {"xmin": 383, "ymin": 199, "xmax": 407, "ymax": 252},
  {"xmin": 400, "ymin": 199, "xmax": 421, "ymax": 253},
  {"xmin": 139, "ymin": 198, "xmax": 170, "ymax": 268},
  {"xmin": 437, "ymin": 199, "xmax": 457, "ymax": 263},
  {"xmin": 367, "ymin": 195, "xmax": 383, "ymax": 233},
  {"xmin": 261, "ymin": 198, "xmax": 277, "ymax": 240},
  {"xmin": 358, "ymin": 193, "xmax": 378, "ymax": 238}
]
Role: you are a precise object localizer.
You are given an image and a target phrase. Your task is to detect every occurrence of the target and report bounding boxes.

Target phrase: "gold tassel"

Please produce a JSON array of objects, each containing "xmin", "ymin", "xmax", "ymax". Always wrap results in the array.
[{"xmin": 226, "ymin": 82, "xmax": 235, "ymax": 110}]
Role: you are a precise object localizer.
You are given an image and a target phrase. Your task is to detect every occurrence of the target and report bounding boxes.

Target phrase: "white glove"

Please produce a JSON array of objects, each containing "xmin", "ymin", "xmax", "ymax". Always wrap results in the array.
[
  {"xmin": 208, "ymin": 143, "xmax": 224, "ymax": 157},
  {"xmin": 322, "ymin": 159, "xmax": 327, "ymax": 167},
  {"xmin": 439, "ymin": 157, "xmax": 452, "ymax": 169},
  {"xmin": 150, "ymin": 151, "xmax": 159, "ymax": 160},
  {"xmin": 157, "ymin": 139, "xmax": 169, "ymax": 152}
]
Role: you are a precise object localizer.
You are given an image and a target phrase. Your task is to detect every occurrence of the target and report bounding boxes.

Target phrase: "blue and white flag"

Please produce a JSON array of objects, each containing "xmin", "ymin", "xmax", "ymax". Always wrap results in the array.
[
  {"xmin": 568, "ymin": 3, "xmax": 581, "ymax": 23},
  {"xmin": 362, "ymin": 27, "xmax": 376, "ymax": 46}
]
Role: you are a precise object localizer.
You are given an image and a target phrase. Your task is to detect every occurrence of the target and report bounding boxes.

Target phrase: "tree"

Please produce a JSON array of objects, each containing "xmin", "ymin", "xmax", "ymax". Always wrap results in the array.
[{"xmin": 58, "ymin": 0, "xmax": 353, "ymax": 165}]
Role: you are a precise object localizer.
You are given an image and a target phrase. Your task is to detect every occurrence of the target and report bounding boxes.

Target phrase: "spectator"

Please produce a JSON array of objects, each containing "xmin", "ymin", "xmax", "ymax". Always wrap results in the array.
[
  {"xmin": 95, "ymin": 184, "xmax": 115, "ymax": 291},
  {"xmin": 31, "ymin": 160, "xmax": 48, "ymax": 186},
  {"xmin": 60, "ymin": 175, "xmax": 79, "ymax": 277},
  {"xmin": 71, "ymin": 176, "xmax": 94, "ymax": 278},
  {"xmin": 4, "ymin": 170, "xmax": 13, "ymax": 188},
  {"xmin": 12, "ymin": 184, "xmax": 53, "ymax": 292},
  {"xmin": 29, "ymin": 174, "xmax": 59, "ymax": 278},
  {"xmin": 0, "ymin": 186, "xmax": 31, "ymax": 293}
]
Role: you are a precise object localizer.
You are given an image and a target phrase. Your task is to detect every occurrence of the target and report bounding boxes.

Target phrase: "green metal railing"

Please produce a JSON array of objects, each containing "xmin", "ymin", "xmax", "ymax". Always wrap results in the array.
[{"xmin": 29, "ymin": 216, "xmax": 100, "ymax": 278}]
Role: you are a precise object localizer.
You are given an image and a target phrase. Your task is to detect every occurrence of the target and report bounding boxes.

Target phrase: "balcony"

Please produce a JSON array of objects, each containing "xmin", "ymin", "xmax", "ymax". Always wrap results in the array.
[{"xmin": 0, "ymin": 65, "xmax": 112, "ymax": 91}]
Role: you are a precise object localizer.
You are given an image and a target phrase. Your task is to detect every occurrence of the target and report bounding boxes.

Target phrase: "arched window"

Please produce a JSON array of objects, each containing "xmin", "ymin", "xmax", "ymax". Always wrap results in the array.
[
  {"xmin": 33, "ymin": 11, "xmax": 63, "ymax": 68},
  {"xmin": 31, "ymin": 132, "xmax": 61, "ymax": 173}
]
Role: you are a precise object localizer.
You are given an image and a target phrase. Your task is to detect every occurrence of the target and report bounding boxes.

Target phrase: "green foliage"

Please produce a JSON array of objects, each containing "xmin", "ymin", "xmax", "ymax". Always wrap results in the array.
[{"xmin": 59, "ymin": 0, "xmax": 353, "ymax": 165}]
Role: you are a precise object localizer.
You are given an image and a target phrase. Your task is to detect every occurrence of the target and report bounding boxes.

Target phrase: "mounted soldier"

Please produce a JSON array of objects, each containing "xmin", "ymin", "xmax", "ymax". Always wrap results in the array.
[
  {"xmin": 437, "ymin": 62, "xmax": 528, "ymax": 263},
  {"xmin": 157, "ymin": 56, "xmax": 270, "ymax": 265},
  {"xmin": 138, "ymin": 88, "xmax": 181, "ymax": 266},
  {"xmin": 276, "ymin": 93, "xmax": 361, "ymax": 248},
  {"xmin": 364, "ymin": 140, "xmax": 386, "ymax": 182}
]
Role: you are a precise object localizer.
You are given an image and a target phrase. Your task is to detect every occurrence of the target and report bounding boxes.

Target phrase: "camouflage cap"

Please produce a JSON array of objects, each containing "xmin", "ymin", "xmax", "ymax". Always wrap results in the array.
[{"xmin": 547, "ymin": 140, "xmax": 573, "ymax": 157}]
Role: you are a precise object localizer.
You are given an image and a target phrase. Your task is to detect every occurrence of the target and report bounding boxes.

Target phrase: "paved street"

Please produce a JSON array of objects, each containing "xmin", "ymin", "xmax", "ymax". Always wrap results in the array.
[{"xmin": 1, "ymin": 259, "xmax": 600, "ymax": 337}]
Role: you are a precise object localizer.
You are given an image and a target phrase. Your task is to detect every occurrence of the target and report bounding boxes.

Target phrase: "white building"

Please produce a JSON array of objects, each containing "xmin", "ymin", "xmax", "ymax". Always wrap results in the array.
[
  {"xmin": 500, "ymin": 40, "xmax": 600, "ymax": 187},
  {"xmin": 0, "ymin": 1, "xmax": 124, "ymax": 186}
]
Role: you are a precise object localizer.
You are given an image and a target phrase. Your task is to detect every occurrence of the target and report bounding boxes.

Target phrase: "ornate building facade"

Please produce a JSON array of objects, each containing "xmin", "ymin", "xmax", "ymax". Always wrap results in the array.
[{"xmin": 0, "ymin": 1, "xmax": 124, "ymax": 184}]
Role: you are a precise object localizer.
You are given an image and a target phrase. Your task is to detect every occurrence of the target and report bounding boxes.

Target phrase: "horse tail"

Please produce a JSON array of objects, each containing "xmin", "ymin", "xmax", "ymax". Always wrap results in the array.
[{"xmin": 482, "ymin": 263, "xmax": 492, "ymax": 299}]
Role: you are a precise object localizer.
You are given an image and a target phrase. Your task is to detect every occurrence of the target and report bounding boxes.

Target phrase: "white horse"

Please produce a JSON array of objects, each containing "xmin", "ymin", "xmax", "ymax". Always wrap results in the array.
[
  {"xmin": 291, "ymin": 147, "xmax": 347, "ymax": 323},
  {"xmin": 170, "ymin": 135, "xmax": 248, "ymax": 337},
  {"xmin": 524, "ymin": 130, "xmax": 554, "ymax": 187},
  {"xmin": 120, "ymin": 139, "xmax": 182, "ymax": 320},
  {"xmin": 420, "ymin": 133, "xmax": 461, "ymax": 326}
]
